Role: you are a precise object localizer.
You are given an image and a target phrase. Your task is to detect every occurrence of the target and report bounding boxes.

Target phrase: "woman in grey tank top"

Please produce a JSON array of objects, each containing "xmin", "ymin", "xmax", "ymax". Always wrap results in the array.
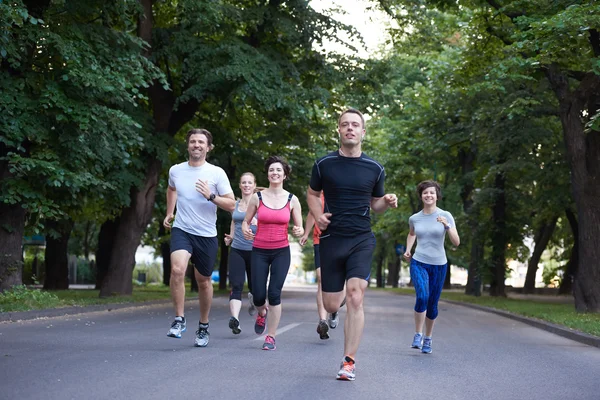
[
  {"xmin": 224, "ymin": 172, "xmax": 259, "ymax": 334},
  {"xmin": 403, "ymin": 180, "xmax": 460, "ymax": 354}
]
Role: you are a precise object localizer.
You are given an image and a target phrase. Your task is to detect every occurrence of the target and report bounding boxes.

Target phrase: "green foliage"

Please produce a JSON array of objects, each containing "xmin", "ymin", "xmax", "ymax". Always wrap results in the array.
[
  {"xmin": 1, "ymin": 0, "xmax": 167, "ymax": 234},
  {"xmin": 0, "ymin": 285, "xmax": 61, "ymax": 312},
  {"xmin": 133, "ymin": 262, "xmax": 163, "ymax": 284}
]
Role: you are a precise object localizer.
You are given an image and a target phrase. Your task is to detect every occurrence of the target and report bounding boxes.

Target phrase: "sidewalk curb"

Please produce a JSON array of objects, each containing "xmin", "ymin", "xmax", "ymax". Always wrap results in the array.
[{"xmin": 442, "ymin": 299, "xmax": 600, "ymax": 349}]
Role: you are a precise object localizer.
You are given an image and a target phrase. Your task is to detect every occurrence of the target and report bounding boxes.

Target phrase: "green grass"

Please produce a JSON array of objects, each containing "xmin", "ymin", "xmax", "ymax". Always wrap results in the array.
[
  {"xmin": 390, "ymin": 288, "xmax": 600, "ymax": 337},
  {"xmin": 0, "ymin": 283, "xmax": 229, "ymax": 313}
]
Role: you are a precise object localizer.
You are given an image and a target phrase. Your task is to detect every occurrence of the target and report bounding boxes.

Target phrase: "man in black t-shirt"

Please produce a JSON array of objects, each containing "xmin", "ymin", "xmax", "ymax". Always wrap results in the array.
[{"xmin": 307, "ymin": 108, "xmax": 398, "ymax": 381}]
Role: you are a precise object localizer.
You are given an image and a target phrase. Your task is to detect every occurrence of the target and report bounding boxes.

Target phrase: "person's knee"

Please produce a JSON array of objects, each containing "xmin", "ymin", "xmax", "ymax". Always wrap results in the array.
[
  {"xmin": 426, "ymin": 306, "xmax": 439, "ymax": 320},
  {"xmin": 196, "ymin": 275, "xmax": 212, "ymax": 289},
  {"xmin": 170, "ymin": 264, "xmax": 187, "ymax": 282}
]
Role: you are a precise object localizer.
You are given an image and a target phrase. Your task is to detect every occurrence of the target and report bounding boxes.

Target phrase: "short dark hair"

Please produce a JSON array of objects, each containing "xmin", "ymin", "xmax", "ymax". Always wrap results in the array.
[
  {"xmin": 338, "ymin": 108, "xmax": 365, "ymax": 128},
  {"xmin": 186, "ymin": 128, "xmax": 213, "ymax": 148},
  {"xmin": 417, "ymin": 180, "xmax": 442, "ymax": 200},
  {"xmin": 264, "ymin": 155, "xmax": 291, "ymax": 179}
]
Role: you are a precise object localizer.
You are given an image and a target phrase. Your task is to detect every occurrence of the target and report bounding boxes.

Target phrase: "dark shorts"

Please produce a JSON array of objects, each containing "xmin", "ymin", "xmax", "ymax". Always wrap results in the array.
[
  {"xmin": 170, "ymin": 227, "xmax": 218, "ymax": 277},
  {"xmin": 319, "ymin": 231, "xmax": 375, "ymax": 293},
  {"xmin": 313, "ymin": 244, "xmax": 321, "ymax": 269}
]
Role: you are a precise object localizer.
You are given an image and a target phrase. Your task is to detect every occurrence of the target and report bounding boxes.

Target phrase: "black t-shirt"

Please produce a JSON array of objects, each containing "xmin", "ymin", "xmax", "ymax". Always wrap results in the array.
[{"xmin": 309, "ymin": 150, "xmax": 386, "ymax": 237}]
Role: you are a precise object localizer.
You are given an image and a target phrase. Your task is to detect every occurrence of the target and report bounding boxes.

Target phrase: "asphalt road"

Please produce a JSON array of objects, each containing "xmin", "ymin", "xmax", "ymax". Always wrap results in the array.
[{"xmin": 1, "ymin": 287, "xmax": 599, "ymax": 400}]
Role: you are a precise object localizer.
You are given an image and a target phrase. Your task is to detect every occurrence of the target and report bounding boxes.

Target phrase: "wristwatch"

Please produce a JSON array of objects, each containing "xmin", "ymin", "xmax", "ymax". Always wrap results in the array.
[
  {"xmin": 444, "ymin": 224, "xmax": 451, "ymax": 230},
  {"xmin": 208, "ymin": 193, "xmax": 216, "ymax": 202}
]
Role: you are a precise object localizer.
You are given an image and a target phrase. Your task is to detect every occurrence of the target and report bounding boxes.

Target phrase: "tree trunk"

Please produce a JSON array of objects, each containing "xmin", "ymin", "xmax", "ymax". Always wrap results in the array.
[
  {"xmin": 545, "ymin": 65, "xmax": 600, "ymax": 311},
  {"xmin": 523, "ymin": 217, "xmax": 558, "ymax": 294},
  {"xmin": 465, "ymin": 230, "xmax": 484, "ymax": 296},
  {"xmin": 376, "ymin": 241, "xmax": 385, "ymax": 288},
  {"xmin": 95, "ymin": 218, "xmax": 119, "ymax": 289},
  {"xmin": 0, "ymin": 203, "xmax": 26, "ymax": 292},
  {"xmin": 559, "ymin": 208, "xmax": 578, "ymax": 295},
  {"xmin": 187, "ymin": 263, "xmax": 198, "ymax": 292},
  {"xmin": 43, "ymin": 219, "xmax": 74, "ymax": 290},
  {"xmin": 387, "ymin": 257, "xmax": 400, "ymax": 288},
  {"xmin": 217, "ymin": 210, "xmax": 230, "ymax": 291},
  {"xmin": 99, "ymin": 160, "xmax": 161, "ymax": 297},
  {"xmin": 444, "ymin": 259, "xmax": 451, "ymax": 290},
  {"xmin": 489, "ymin": 171, "xmax": 507, "ymax": 297},
  {"xmin": 458, "ymin": 146, "xmax": 483, "ymax": 296},
  {"xmin": 159, "ymin": 224, "xmax": 171, "ymax": 286}
]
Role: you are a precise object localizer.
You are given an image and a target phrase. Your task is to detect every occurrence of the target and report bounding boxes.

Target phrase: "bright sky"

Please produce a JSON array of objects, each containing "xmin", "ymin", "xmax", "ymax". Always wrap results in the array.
[{"xmin": 310, "ymin": 0, "xmax": 393, "ymax": 58}]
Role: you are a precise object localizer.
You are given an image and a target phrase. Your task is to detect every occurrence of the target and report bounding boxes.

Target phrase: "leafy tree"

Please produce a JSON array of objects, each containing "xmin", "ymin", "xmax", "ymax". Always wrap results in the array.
[{"xmin": 0, "ymin": 0, "xmax": 163, "ymax": 292}]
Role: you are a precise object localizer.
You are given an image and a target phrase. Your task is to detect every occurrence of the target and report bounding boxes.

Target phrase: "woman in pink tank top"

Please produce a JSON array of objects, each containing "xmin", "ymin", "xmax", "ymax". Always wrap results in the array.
[{"xmin": 242, "ymin": 155, "xmax": 304, "ymax": 350}]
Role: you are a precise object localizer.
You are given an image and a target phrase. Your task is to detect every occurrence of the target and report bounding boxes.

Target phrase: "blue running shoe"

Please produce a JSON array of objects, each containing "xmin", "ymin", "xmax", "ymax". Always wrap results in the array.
[
  {"xmin": 422, "ymin": 337, "xmax": 432, "ymax": 354},
  {"xmin": 167, "ymin": 317, "xmax": 186, "ymax": 338},
  {"xmin": 411, "ymin": 333, "xmax": 423, "ymax": 349}
]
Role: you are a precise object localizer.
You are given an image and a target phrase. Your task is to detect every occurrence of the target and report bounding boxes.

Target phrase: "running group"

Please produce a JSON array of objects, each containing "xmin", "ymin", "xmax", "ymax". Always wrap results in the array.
[{"xmin": 163, "ymin": 108, "xmax": 460, "ymax": 381}]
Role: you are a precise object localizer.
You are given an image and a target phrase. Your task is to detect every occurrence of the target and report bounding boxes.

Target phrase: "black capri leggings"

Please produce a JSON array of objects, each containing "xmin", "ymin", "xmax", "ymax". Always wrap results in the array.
[
  {"xmin": 251, "ymin": 246, "xmax": 291, "ymax": 307},
  {"xmin": 229, "ymin": 247, "xmax": 252, "ymax": 301}
]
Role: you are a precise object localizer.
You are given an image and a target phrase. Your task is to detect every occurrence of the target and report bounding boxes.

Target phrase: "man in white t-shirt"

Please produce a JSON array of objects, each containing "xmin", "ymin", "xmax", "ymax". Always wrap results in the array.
[{"xmin": 163, "ymin": 128, "xmax": 235, "ymax": 347}]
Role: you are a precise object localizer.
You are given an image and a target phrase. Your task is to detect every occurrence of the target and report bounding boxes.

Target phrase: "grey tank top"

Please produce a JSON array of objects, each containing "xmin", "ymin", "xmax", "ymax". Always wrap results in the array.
[{"xmin": 232, "ymin": 200, "xmax": 257, "ymax": 251}]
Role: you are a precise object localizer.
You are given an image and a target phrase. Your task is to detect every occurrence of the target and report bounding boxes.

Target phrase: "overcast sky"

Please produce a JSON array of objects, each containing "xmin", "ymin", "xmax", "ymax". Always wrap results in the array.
[{"xmin": 310, "ymin": 0, "xmax": 393, "ymax": 58}]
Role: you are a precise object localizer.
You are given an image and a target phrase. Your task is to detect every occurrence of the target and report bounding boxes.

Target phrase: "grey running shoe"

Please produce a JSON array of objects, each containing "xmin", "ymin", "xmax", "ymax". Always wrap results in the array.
[
  {"xmin": 327, "ymin": 312, "xmax": 339, "ymax": 329},
  {"xmin": 317, "ymin": 319, "xmax": 330, "ymax": 340},
  {"xmin": 411, "ymin": 333, "xmax": 423, "ymax": 349},
  {"xmin": 422, "ymin": 337, "xmax": 432, "ymax": 354},
  {"xmin": 194, "ymin": 324, "xmax": 210, "ymax": 347},
  {"xmin": 248, "ymin": 292, "xmax": 257, "ymax": 316},
  {"xmin": 336, "ymin": 359, "xmax": 356, "ymax": 381},
  {"xmin": 229, "ymin": 316, "xmax": 241, "ymax": 335},
  {"xmin": 167, "ymin": 317, "xmax": 186, "ymax": 338},
  {"xmin": 262, "ymin": 335, "xmax": 276, "ymax": 350}
]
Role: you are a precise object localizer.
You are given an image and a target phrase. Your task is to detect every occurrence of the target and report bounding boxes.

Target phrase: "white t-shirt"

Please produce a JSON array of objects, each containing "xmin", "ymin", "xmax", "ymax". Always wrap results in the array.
[{"xmin": 168, "ymin": 161, "xmax": 233, "ymax": 237}]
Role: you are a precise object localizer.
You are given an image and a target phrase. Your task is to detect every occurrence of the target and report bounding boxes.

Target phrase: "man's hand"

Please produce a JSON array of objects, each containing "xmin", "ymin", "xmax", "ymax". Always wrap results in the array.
[
  {"xmin": 316, "ymin": 213, "xmax": 332, "ymax": 231},
  {"xmin": 224, "ymin": 233, "xmax": 233, "ymax": 246},
  {"xmin": 384, "ymin": 193, "xmax": 398, "ymax": 208},
  {"xmin": 195, "ymin": 179, "xmax": 211, "ymax": 199},
  {"xmin": 163, "ymin": 214, "xmax": 174, "ymax": 229}
]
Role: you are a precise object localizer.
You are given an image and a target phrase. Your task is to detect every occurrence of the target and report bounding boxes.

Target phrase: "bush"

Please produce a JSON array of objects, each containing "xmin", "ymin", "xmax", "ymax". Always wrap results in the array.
[
  {"xmin": 0, "ymin": 285, "xmax": 61, "ymax": 312},
  {"xmin": 133, "ymin": 262, "xmax": 163, "ymax": 284}
]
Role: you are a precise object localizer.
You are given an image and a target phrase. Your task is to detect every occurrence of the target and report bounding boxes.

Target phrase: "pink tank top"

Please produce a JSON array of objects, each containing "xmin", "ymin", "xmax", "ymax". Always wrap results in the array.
[{"xmin": 253, "ymin": 192, "xmax": 292, "ymax": 249}]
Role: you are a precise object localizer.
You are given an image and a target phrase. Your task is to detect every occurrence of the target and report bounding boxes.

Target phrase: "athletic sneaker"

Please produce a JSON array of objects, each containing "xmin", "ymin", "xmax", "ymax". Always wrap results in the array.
[
  {"xmin": 194, "ymin": 323, "xmax": 210, "ymax": 347},
  {"xmin": 411, "ymin": 333, "xmax": 423, "ymax": 349},
  {"xmin": 336, "ymin": 358, "xmax": 356, "ymax": 381},
  {"xmin": 262, "ymin": 335, "xmax": 276, "ymax": 350},
  {"xmin": 248, "ymin": 292, "xmax": 257, "ymax": 316},
  {"xmin": 422, "ymin": 337, "xmax": 432, "ymax": 354},
  {"xmin": 167, "ymin": 316, "xmax": 186, "ymax": 338},
  {"xmin": 229, "ymin": 316, "xmax": 241, "ymax": 335},
  {"xmin": 254, "ymin": 309, "xmax": 267, "ymax": 334},
  {"xmin": 317, "ymin": 319, "xmax": 330, "ymax": 340},
  {"xmin": 327, "ymin": 312, "xmax": 339, "ymax": 329}
]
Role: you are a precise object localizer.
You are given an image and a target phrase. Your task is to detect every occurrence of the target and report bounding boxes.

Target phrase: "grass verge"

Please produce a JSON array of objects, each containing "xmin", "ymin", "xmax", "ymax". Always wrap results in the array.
[
  {"xmin": 390, "ymin": 288, "xmax": 600, "ymax": 337},
  {"xmin": 0, "ymin": 284, "xmax": 229, "ymax": 313}
]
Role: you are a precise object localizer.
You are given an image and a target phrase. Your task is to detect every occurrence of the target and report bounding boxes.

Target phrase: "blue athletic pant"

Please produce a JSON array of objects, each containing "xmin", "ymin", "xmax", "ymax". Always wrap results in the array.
[{"xmin": 410, "ymin": 259, "xmax": 447, "ymax": 320}]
